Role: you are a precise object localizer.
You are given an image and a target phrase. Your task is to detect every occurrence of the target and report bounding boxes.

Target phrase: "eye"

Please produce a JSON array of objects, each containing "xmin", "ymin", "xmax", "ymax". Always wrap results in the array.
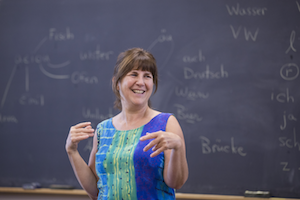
[
  {"xmin": 145, "ymin": 73, "xmax": 153, "ymax": 79},
  {"xmin": 129, "ymin": 72, "xmax": 137, "ymax": 77}
]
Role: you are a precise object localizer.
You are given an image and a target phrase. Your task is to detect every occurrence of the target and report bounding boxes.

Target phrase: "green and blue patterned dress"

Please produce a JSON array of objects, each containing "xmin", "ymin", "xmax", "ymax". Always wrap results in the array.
[{"xmin": 95, "ymin": 113, "xmax": 175, "ymax": 200}]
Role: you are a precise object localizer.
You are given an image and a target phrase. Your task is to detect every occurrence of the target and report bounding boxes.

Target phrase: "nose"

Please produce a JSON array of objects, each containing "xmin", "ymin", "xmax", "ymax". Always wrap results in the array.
[{"xmin": 135, "ymin": 74, "xmax": 145, "ymax": 85}]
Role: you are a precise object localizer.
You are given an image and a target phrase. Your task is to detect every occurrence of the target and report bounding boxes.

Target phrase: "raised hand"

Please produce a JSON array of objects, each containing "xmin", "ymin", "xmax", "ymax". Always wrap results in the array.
[
  {"xmin": 140, "ymin": 131, "xmax": 182, "ymax": 158},
  {"xmin": 65, "ymin": 122, "xmax": 94, "ymax": 154}
]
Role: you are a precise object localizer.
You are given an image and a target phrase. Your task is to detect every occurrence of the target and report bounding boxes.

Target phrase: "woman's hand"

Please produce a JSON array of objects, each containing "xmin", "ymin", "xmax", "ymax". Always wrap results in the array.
[
  {"xmin": 65, "ymin": 122, "xmax": 94, "ymax": 154},
  {"xmin": 140, "ymin": 131, "xmax": 182, "ymax": 157}
]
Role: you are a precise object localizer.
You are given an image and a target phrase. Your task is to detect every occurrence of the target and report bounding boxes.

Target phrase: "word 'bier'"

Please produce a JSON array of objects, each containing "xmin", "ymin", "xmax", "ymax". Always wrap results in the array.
[{"xmin": 174, "ymin": 104, "xmax": 202, "ymax": 124}]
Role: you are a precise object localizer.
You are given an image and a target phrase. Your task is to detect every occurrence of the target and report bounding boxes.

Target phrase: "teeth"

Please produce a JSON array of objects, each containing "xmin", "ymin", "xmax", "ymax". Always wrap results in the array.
[{"xmin": 133, "ymin": 90, "xmax": 144, "ymax": 94}]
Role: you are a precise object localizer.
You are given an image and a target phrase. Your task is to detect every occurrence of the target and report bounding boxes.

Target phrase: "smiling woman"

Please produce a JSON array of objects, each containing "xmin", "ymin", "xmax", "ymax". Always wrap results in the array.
[
  {"xmin": 117, "ymin": 69, "xmax": 154, "ymax": 110},
  {"xmin": 112, "ymin": 48, "xmax": 158, "ymax": 110},
  {"xmin": 65, "ymin": 48, "xmax": 189, "ymax": 200}
]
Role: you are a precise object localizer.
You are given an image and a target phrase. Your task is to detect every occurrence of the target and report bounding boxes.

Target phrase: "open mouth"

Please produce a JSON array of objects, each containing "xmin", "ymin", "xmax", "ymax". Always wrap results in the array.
[{"xmin": 132, "ymin": 90, "xmax": 145, "ymax": 94}]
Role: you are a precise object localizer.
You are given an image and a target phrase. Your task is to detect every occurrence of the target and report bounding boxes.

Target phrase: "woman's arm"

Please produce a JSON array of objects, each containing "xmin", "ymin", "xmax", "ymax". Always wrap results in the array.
[
  {"xmin": 140, "ymin": 115, "xmax": 189, "ymax": 189},
  {"xmin": 65, "ymin": 122, "xmax": 99, "ymax": 199},
  {"xmin": 163, "ymin": 115, "xmax": 189, "ymax": 189}
]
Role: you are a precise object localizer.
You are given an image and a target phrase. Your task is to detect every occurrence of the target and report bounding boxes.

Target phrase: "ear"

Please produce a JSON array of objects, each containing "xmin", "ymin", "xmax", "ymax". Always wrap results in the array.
[{"xmin": 112, "ymin": 77, "xmax": 119, "ymax": 91}]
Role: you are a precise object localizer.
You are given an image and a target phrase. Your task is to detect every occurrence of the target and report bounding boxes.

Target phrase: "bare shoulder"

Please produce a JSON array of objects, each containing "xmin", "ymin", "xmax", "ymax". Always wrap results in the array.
[
  {"xmin": 166, "ymin": 114, "xmax": 180, "ymax": 127},
  {"xmin": 166, "ymin": 115, "xmax": 184, "ymax": 136}
]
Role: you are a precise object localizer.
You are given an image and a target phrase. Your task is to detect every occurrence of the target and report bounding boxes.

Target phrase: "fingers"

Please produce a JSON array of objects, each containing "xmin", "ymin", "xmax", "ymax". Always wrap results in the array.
[
  {"xmin": 71, "ymin": 127, "xmax": 94, "ymax": 135},
  {"xmin": 142, "ymin": 136, "xmax": 160, "ymax": 152},
  {"xmin": 69, "ymin": 132, "xmax": 93, "ymax": 143},
  {"xmin": 70, "ymin": 128, "xmax": 94, "ymax": 139},
  {"xmin": 69, "ymin": 123, "xmax": 94, "ymax": 142},
  {"xmin": 66, "ymin": 122, "xmax": 95, "ymax": 154},
  {"xmin": 141, "ymin": 131, "xmax": 169, "ymax": 158},
  {"xmin": 147, "ymin": 141, "xmax": 166, "ymax": 158},
  {"xmin": 73, "ymin": 122, "xmax": 92, "ymax": 129},
  {"xmin": 150, "ymin": 146, "xmax": 165, "ymax": 158},
  {"xmin": 141, "ymin": 131, "xmax": 182, "ymax": 158},
  {"xmin": 140, "ymin": 132, "xmax": 157, "ymax": 141}
]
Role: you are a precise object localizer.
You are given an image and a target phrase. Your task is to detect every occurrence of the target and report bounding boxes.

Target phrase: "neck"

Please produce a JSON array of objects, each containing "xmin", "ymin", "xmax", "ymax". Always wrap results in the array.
[
  {"xmin": 120, "ymin": 105, "xmax": 150, "ymax": 124},
  {"xmin": 113, "ymin": 104, "xmax": 159, "ymax": 131}
]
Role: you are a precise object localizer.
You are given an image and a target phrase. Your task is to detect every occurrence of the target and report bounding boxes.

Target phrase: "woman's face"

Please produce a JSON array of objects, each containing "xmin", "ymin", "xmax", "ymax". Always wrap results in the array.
[{"xmin": 118, "ymin": 69, "xmax": 154, "ymax": 109}]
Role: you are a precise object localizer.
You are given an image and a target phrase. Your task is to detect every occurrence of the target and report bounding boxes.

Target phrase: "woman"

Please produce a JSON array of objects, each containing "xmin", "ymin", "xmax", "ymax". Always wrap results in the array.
[{"xmin": 65, "ymin": 48, "xmax": 188, "ymax": 200}]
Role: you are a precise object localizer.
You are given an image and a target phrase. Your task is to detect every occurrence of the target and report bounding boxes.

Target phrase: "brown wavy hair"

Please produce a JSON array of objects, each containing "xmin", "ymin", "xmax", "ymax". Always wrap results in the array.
[{"xmin": 112, "ymin": 48, "xmax": 158, "ymax": 110}]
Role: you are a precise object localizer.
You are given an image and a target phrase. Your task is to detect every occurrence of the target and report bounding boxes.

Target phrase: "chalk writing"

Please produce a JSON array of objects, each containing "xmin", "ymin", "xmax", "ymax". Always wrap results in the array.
[
  {"xmin": 280, "ymin": 63, "xmax": 299, "ymax": 80},
  {"xmin": 297, "ymin": 1, "xmax": 300, "ymax": 12},
  {"xmin": 15, "ymin": 55, "xmax": 50, "ymax": 65},
  {"xmin": 79, "ymin": 45, "xmax": 113, "ymax": 61},
  {"xmin": 199, "ymin": 136, "xmax": 247, "ymax": 156},
  {"xmin": 174, "ymin": 104, "xmax": 202, "ymax": 124},
  {"xmin": 2, "ymin": 28, "xmax": 74, "ymax": 109},
  {"xmin": 279, "ymin": 128, "xmax": 300, "ymax": 151},
  {"xmin": 0, "ymin": 113, "xmax": 18, "ymax": 123},
  {"xmin": 71, "ymin": 71, "xmax": 98, "ymax": 84},
  {"xmin": 49, "ymin": 27, "xmax": 74, "ymax": 41},
  {"xmin": 275, "ymin": 29, "xmax": 300, "ymax": 178},
  {"xmin": 157, "ymin": 30, "xmax": 172, "ymax": 43},
  {"xmin": 19, "ymin": 94, "xmax": 45, "ymax": 106},
  {"xmin": 280, "ymin": 111, "xmax": 297, "ymax": 130},
  {"xmin": 1, "ymin": 65, "xmax": 17, "ymax": 108},
  {"xmin": 33, "ymin": 37, "xmax": 47, "ymax": 54},
  {"xmin": 271, "ymin": 88, "xmax": 295, "ymax": 103},
  {"xmin": 280, "ymin": 162, "xmax": 300, "ymax": 172},
  {"xmin": 148, "ymin": 29, "xmax": 173, "ymax": 49},
  {"xmin": 285, "ymin": 31, "xmax": 297, "ymax": 54},
  {"xmin": 82, "ymin": 107, "xmax": 113, "ymax": 121},
  {"xmin": 226, "ymin": 3, "xmax": 267, "ymax": 16},
  {"xmin": 47, "ymin": 61, "xmax": 70, "ymax": 68},
  {"xmin": 184, "ymin": 65, "xmax": 228, "ymax": 80},
  {"xmin": 175, "ymin": 87, "xmax": 209, "ymax": 100},
  {"xmin": 230, "ymin": 25, "xmax": 259, "ymax": 41},
  {"xmin": 148, "ymin": 29, "xmax": 174, "ymax": 69},
  {"xmin": 182, "ymin": 50, "xmax": 205, "ymax": 63},
  {"xmin": 280, "ymin": 162, "xmax": 291, "ymax": 171},
  {"xmin": 39, "ymin": 64, "xmax": 70, "ymax": 79}
]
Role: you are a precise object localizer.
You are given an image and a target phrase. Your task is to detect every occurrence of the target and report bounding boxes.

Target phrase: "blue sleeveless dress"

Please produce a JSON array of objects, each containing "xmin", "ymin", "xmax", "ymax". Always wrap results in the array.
[{"xmin": 95, "ymin": 113, "xmax": 175, "ymax": 200}]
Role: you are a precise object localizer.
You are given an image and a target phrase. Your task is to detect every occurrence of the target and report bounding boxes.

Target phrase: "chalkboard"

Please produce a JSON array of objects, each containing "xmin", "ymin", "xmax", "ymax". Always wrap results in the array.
[{"xmin": 0, "ymin": 0, "xmax": 299, "ymax": 198}]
